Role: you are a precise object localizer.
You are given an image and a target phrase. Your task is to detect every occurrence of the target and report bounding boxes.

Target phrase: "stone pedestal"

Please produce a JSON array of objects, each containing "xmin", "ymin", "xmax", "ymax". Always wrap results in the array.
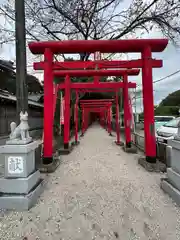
[
  {"xmin": 138, "ymin": 157, "xmax": 166, "ymax": 172},
  {"xmin": 166, "ymin": 145, "xmax": 172, "ymax": 168},
  {"xmin": 58, "ymin": 143, "xmax": 74, "ymax": 155},
  {"xmin": 0, "ymin": 140, "xmax": 44, "ymax": 211},
  {"xmin": 115, "ymin": 141, "xmax": 124, "ymax": 146},
  {"xmin": 161, "ymin": 139, "xmax": 180, "ymax": 206},
  {"xmin": 123, "ymin": 145, "xmax": 137, "ymax": 154}
]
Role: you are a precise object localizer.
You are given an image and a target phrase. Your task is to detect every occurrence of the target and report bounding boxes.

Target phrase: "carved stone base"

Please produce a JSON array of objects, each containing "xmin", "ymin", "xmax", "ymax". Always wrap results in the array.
[
  {"xmin": 138, "ymin": 157, "xmax": 166, "ymax": 172},
  {"xmin": 123, "ymin": 145, "xmax": 137, "ymax": 154},
  {"xmin": 115, "ymin": 141, "xmax": 124, "ymax": 146},
  {"xmin": 38, "ymin": 155, "xmax": 61, "ymax": 173},
  {"xmin": 0, "ymin": 141, "xmax": 39, "ymax": 178},
  {"xmin": 0, "ymin": 179, "xmax": 44, "ymax": 211},
  {"xmin": 72, "ymin": 141, "xmax": 80, "ymax": 146},
  {"xmin": 6, "ymin": 137, "xmax": 32, "ymax": 145},
  {"xmin": 0, "ymin": 170, "xmax": 40, "ymax": 194},
  {"xmin": 58, "ymin": 144, "xmax": 74, "ymax": 155}
]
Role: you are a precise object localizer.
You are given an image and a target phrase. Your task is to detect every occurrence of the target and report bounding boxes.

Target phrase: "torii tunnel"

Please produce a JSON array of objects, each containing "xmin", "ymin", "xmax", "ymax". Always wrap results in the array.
[
  {"xmin": 56, "ymin": 69, "xmax": 138, "ymax": 151},
  {"xmin": 79, "ymin": 100, "xmax": 113, "ymax": 139},
  {"xmin": 29, "ymin": 38, "xmax": 168, "ymax": 164}
]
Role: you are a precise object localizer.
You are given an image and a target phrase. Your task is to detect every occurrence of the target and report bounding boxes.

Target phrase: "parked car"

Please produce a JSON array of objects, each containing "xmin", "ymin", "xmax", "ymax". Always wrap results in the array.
[
  {"xmin": 138, "ymin": 116, "xmax": 175, "ymax": 131},
  {"xmin": 156, "ymin": 117, "xmax": 180, "ymax": 143},
  {"xmin": 154, "ymin": 116, "xmax": 175, "ymax": 130}
]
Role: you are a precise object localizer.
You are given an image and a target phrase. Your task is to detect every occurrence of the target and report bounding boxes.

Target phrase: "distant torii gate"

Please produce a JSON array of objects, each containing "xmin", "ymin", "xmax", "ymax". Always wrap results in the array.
[
  {"xmin": 55, "ymin": 70, "xmax": 138, "ymax": 151},
  {"xmin": 80, "ymin": 100, "xmax": 113, "ymax": 138},
  {"xmin": 29, "ymin": 38, "xmax": 168, "ymax": 164}
]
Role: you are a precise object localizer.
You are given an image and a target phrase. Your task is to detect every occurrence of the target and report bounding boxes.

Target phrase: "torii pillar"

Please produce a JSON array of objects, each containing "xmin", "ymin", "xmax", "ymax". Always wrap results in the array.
[
  {"xmin": 123, "ymin": 74, "xmax": 132, "ymax": 148},
  {"xmin": 142, "ymin": 46, "xmax": 156, "ymax": 163},
  {"xmin": 43, "ymin": 48, "xmax": 54, "ymax": 164},
  {"xmin": 63, "ymin": 75, "xmax": 71, "ymax": 149}
]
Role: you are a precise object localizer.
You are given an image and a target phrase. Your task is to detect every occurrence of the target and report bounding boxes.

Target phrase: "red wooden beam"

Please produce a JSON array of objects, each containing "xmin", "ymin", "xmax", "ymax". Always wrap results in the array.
[
  {"xmin": 81, "ymin": 106, "xmax": 111, "ymax": 109},
  {"xmin": 29, "ymin": 39, "xmax": 168, "ymax": 54},
  {"xmin": 81, "ymin": 104, "xmax": 112, "ymax": 108},
  {"xmin": 80, "ymin": 99, "xmax": 113, "ymax": 102},
  {"xmin": 78, "ymin": 89, "xmax": 117, "ymax": 93},
  {"xmin": 58, "ymin": 82, "xmax": 136, "ymax": 89},
  {"xmin": 54, "ymin": 69, "xmax": 140, "ymax": 77},
  {"xmin": 81, "ymin": 103, "xmax": 112, "ymax": 106},
  {"xmin": 86, "ymin": 109, "xmax": 107, "ymax": 113},
  {"xmin": 82, "ymin": 106, "xmax": 108, "ymax": 109},
  {"xmin": 34, "ymin": 59, "xmax": 163, "ymax": 70}
]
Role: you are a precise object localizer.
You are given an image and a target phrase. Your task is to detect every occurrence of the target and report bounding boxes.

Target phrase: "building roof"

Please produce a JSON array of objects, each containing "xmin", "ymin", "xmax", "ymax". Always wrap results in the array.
[
  {"xmin": 0, "ymin": 59, "xmax": 43, "ymax": 94},
  {"xmin": 0, "ymin": 90, "xmax": 43, "ymax": 108}
]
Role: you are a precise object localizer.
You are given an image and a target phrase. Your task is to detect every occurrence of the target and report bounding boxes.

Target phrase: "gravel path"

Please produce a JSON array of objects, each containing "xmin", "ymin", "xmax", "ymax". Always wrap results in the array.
[{"xmin": 0, "ymin": 124, "xmax": 180, "ymax": 240}]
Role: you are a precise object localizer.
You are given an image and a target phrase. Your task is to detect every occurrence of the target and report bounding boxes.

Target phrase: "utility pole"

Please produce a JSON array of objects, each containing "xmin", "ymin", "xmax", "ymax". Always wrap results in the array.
[{"xmin": 15, "ymin": 0, "xmax": 28, "ymax": 122}]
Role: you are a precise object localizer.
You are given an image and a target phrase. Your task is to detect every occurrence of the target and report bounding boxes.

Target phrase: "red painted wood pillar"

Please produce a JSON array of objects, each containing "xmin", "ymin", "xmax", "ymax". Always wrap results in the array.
[
  {"xmin": 107, "ymin": 108, "xmax": 109, "ymax": 132},
  {"xmin": 103, "ymin": 111, "xmax": 106, "ymax": 129},
  {"xmin": 84, "ymin": 109, "xmax": 87, "ymax": 132},
  {"xmin": 115, "ymin": 91, "xmax": 121, "ymax": 144},
  {"xmin": 107, "ymin": 106, "xmax": 111, "ymax": 135},
  {"xmin": 86, "ymin": 110, "xmax": 89, "ymax": 130},
  {"xmin": 43, "ymin": 48, "xmax": 53, "ymax": 164},
  {"xmin": 100, "ymin": 111, "xmax": 103, "ymax": 127},
  {"xmin": 81, "ymin": 107, "xmax": 85, "ymax": 135},
  {"xmin": 64, "ymin": 75, "xmax": 71, "ymax": 149},
  {"xmin": 123, "ymin": 74, "xmax": 132, "ymax": 148},
  {"xmin": 75, "ymin": 90, "xmax": 79, "ymax": 143},
  {"xmin": 142, "ymin": 46, "xmax": 156, "ymax": 163},
  {"xmin": 105, "ymin": 110, "xmax": 108, "ymax": 131}
]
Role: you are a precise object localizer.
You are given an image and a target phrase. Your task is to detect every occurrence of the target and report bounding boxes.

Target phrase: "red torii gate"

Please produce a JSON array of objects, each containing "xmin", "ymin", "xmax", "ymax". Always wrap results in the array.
[
  {"xmin": 29, "ymin": 38, "xmax": 168, "ymax": 164},
  {"xmin": 56, "ymin": 70, "xmax": 138, "ymax": 151},
  {"xmin": 80, "ymin": 100, "xmax": 113, "ymax": 137},
  {"xmin": 81, "ymin": 106, "xmax": 110, "ymax": 135}
]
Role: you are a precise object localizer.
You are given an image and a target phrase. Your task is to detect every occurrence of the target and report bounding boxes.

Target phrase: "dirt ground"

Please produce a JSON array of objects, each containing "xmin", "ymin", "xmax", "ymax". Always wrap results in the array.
[{"xmin": 0, "ymin": 124, "xmax": 180, "ymax": 240}]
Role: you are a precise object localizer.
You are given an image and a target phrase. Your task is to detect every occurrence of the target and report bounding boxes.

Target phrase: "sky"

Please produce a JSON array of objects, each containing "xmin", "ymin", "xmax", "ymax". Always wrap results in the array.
[{"xmin": 0, "ymin": 0, "xmax": 180, "ymax": 113}]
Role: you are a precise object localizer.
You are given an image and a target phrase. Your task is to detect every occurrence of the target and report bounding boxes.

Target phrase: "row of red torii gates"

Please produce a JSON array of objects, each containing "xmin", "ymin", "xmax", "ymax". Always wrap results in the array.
[{"xmin": 28, "ymin": 39, "xmax": 168, "ymax": 164}]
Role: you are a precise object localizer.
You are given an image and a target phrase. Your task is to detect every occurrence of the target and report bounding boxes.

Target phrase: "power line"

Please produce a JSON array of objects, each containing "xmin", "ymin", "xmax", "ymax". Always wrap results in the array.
[
  {"xmin": 136, "ymin": 68, "xmax": 180, "ymax": 92},
  {"xmin": 153, "ymin": 69, "xmax": 180, "ymax": 84},
  {"xmin": 135, "ymin": 69, "xmax": 180, "ymax": 100}
]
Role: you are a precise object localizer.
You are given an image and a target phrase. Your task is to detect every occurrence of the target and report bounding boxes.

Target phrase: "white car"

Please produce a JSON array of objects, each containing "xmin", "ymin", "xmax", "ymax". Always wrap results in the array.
[{"xmin": 156, "ymin": 117, "xmax": 180, "ymax": 143}]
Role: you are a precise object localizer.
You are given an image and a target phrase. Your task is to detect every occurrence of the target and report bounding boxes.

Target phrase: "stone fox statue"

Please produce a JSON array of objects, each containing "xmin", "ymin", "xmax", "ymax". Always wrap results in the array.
[{"xmin": 10, "ymin": 111, "xmax": 31, "ymax": 140}]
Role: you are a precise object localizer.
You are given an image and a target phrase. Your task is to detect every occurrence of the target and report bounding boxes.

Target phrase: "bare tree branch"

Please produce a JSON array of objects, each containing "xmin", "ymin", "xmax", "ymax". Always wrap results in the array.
[{"xmin": 0, "ymin": 0, "xmax": 180, "ymax": 61}]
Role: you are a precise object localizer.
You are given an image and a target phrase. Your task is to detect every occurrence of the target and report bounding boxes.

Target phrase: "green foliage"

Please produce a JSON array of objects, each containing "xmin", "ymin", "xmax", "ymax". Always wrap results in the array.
[
  {"xmin": 154, "ymin": 106, "xmax": 179, "ymax": 116},
  {"xmin": 159, "ymin": 90, "xmax": 180, "ymax": 107},
  {"xmin": 153, "ymin": 89, "xmax": 180, "ymax": 116}
]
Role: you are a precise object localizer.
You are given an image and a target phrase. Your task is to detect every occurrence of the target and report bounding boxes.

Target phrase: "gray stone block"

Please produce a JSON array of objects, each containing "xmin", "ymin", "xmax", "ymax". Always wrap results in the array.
[
  {"xmin": 169, "ymin": 139, "xmax": 180, "ymax": 174},
  {"xmin": 0, "ymin": 170, "xmax": 40, "ymax": 194},
  {"xmin": 0, "ymin": 141, "xmax": 39, "ymax": 178},
  {"xmin": 161, "ymin": 178, "xmax": 180, "ymax": 207},
  {"xmin": 0, "ymin": 179, "xmax": 45, "ymax": 211},
  {"xmin": 115, "ymin": 141, "xmax": 124, "ymax": 146},
  {"xmin": 58, "ymin": 145, "xmax": 73, "ymax": 155},
  {"xmin": 166, "ymin": 145, "xmax": 172, "ymax": 167},
  {"xmin": 167, "ymin": 168, "xmax": 180, "ymax": 192},
  {"xmin": 138, "ymin": 157, "xmax": 166, "ymax": 172},
  {"xmin": 37, "ymin": 156, "xmax": 61, "ymax": 173},
  {"xmin": 123, "ymin": 146, "xmax": 137, "ymax": 154},
  {"xmin": 6, "ymin": 138, "xmax": 32, "ymax": 145},
  {"xmin": 0, "ymin": 141, "xmax": 39, "ymax": 154}
]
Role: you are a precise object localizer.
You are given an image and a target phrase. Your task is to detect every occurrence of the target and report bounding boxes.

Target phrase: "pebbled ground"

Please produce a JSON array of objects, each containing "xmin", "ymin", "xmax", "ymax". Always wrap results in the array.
[{"xmin": 0, "ymin": 124, "xmax": 180, "ymax": 240}]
